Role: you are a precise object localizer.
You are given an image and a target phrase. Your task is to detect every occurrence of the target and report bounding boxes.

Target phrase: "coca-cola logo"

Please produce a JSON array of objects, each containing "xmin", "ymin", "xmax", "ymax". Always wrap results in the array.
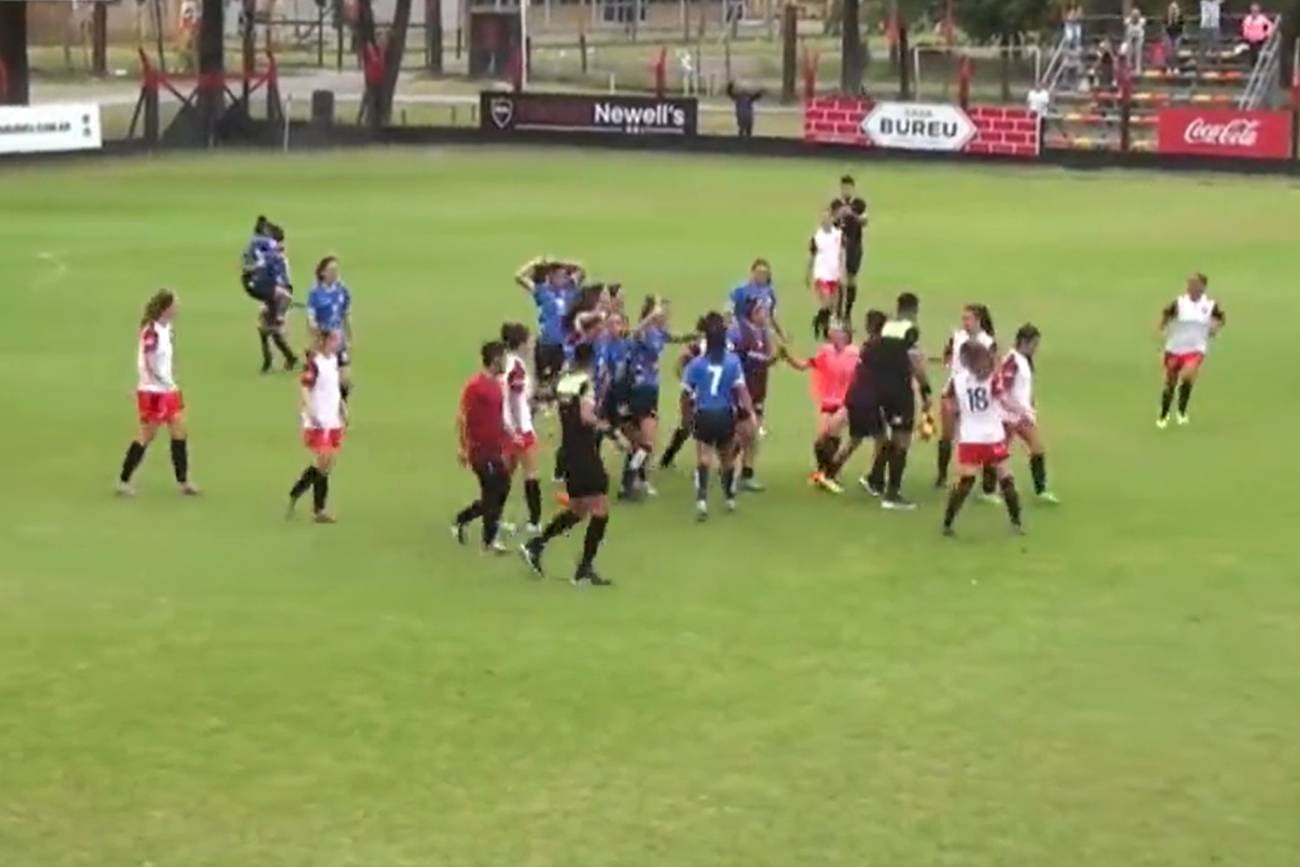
[{"xmin": 1182, "ymin": 117, "xmax": 1260, "ymax": 148}]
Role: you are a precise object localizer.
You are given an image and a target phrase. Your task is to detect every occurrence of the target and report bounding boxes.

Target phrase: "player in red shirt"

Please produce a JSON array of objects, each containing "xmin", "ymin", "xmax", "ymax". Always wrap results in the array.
[
  {"xmin": 453, "ymin": 341, "xmax": 512, "ymax": 553},
  {"xmin": 783, "ymin": 318, "xmax": 859, "ymax": 494},
  {"xmin": 287, "ymin": 329, "xmax": 348, "ymax": 523},
  {"xmin": 116, "ymin": 289, "xmax": 199, "ymax": 497}
]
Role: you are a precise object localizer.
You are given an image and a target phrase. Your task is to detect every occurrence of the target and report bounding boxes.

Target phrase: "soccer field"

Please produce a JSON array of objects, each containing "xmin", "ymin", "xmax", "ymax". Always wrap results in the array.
[{"xmin": 3, "ymin": 148, "xmax": 1299, "ymax": 867}]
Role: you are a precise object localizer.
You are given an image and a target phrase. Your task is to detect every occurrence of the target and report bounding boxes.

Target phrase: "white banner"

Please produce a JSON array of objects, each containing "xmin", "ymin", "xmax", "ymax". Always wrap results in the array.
[
  {"xmin": 861, "ymin": 102, "xmax": 975, "ymax": 152},
  {"xmin": 0, "ymin": 103, "xmax": 103, "ymax": 155}
]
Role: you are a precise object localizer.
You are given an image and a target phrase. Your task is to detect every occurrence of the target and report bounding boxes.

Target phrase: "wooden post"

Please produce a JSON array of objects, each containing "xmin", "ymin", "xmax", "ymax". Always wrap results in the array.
[
  {"xmin": 781, "ymin": 2, "xmax": 796, "ymax": 102},
  {"xmin": 840, "ymin": 0, "xmax": 860, "ymax": 94},
  {"xmin": 198, "ymin": 0, "xmax": 225, "ymax": 145},
  {"xmin": 0, "ymin": 1, "xmax": 29, "ymax": 105},
  {"xmin": 897, "ymin": 21, "xmax": 909, "ymax": 99},
  {"xmin": 427, "ymin": 0, "xmax": 444, "ymax": 73},
  {"xmin": 93, "ymin": 2, "xmax": 108, "ymax": 77}
]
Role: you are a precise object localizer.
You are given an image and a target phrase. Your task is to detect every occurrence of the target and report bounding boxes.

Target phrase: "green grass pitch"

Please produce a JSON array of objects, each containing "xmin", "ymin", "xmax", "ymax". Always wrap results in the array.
[{"xmin": 3, "ymin": 149, "xmax": 1299, "ymax": 867}]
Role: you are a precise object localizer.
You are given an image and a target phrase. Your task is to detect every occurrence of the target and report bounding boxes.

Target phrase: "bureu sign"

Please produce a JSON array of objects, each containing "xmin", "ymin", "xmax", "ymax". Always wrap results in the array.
[{"xmin": 861, "ymin": 102, "xmax": 976, "ymax": 152}]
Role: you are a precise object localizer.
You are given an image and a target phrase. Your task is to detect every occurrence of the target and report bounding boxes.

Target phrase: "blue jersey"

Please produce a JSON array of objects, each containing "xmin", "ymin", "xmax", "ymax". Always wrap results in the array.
[
  {"xmin": 729, "ymin": 281, "xmax": 777, "ymax": 319},
  {"xmin": 533, "ymin": 282, "xmax": 573, "ymax": 346},
  {"xmin": 684, "ymin": 352, "xmax": 745, "ymax": 412},
  {"xmin": 595, "ymin": 335, "xmax": 633, "ymax": 398},
  {"xmin": 629, "ymin": 326, "xmax": 668, "ymax": 389},
  {"xmin": 307, "ymin": 282, "xmax": 352, "ymax": 333}
]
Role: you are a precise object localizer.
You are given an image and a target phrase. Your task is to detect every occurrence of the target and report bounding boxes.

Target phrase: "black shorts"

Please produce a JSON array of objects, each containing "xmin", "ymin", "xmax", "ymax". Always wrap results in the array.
[
  {"xmin": 564, "ymin": 451, "xmax": 609, "ymax": 499},
  {"xmin": 602, "ymin": 386, "xmax": 631, "ymax": 425},
  {"xmin": 847, "ymin": 400, "xmax": 885, "ymax": 439},
  {"xmin": 534, "ymin": 343, "xmax": 566, "ymax": 383},
  {"xmin": 628, "ymin": 385, "xmax": 659, "ymax": 421},
  {"xmin": 877, "ymin": 390, "xmax": 915, "ymax": 432},
  {"xmin": 242, "ymin": 271, "xmax": 276, "ymax": 304},
  {"xmin": 844, "ymin": 244, "xmax": 863, "ymax": 278},
  {"xmin": 693, "ymin": 408, "xmax": 736, "ymax": 448}
]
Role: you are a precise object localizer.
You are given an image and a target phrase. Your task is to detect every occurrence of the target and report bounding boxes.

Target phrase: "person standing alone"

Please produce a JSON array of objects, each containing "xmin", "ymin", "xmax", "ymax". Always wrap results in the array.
[{"xmin": 831, "ymin": 175, "xmax": 868, "ymax": 327}]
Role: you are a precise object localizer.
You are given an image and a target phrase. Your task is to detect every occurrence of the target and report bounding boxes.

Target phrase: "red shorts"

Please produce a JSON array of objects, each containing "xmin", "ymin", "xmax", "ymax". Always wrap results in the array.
[
  {"xmin": 303, "ymin": 427, "xmax": 344, "ymax": 453},
  {"xmin": 819, "ymin": 401, "xmax": 843, "ymax": 416},
  {"xmin": 136, "ymin": 389, "xmax": 184, "ymax": 424},
  {"xmin": 957, "ymin": 441, "xmax": 1009, "ymax": 467},
  {"xmin": 814, "ymin": 279, "xmax": 840, "ymax": 301},
  {"xmin": 507, "ymin": 430, "xmax": 538, "ymax": 454},
  {"xmin": 1163, "ymin": 351, "xmax": 1205, "ymax": 375}
]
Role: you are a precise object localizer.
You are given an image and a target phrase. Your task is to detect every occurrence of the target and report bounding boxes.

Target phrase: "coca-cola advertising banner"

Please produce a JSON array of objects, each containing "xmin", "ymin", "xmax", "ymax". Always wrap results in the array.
[
  {"xmin": 480, "ymin": 92, "xmax": 698, "ymax": 136},
  {"xmin": 1156, "ymin": 108, "xmax": 1293, "ymax": 160}
]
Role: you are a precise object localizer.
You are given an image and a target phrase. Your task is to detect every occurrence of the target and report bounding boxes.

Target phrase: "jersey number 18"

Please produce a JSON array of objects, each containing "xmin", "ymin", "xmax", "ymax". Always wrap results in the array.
[{"xmin": 965, "ymin": 386, "xmax": 989, "ymax": 412}]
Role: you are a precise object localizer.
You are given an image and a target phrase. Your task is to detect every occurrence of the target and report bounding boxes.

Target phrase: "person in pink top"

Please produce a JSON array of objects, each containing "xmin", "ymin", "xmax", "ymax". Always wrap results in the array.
[
  {"xmin": 783, "ymin": 318, "xmax": 859, "ymax": 493},
  {"xmin": 1241, "ymin": 3, "xmax": 1273, "ymax": 65}
]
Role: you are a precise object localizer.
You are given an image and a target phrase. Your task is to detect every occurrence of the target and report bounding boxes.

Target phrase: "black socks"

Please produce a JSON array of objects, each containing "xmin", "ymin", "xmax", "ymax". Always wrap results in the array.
[
  {"xmin": 1000, "ymin": 476, "xmax": 1022, "ymax": 526},
  {"xmin": 936, "ymin": 439, "xmax": 952, "ymax": 483},
  {"xmin": 1160, "ymin": 381, "xmax": 1176, "ymax": 419},
  {"xmin": 661, "ymin": 426, "xmax": 690, "ymax": 467},
  {"xmin": 537, "ymin": 509, "xmax": 581, "ymax": 545},
  {"xmin": 813, "ymin": 435, "xmax": 841, "ymax": 473},
  {"xmin": 813, "ymin": 308, "xmax": 832, "ymax": 339},
  {"xmin": 1177, "ymin": 380, "xmax": 1194, "ymax": 414},
  {"xmin": 943, "ymin": 475, "xmax": 975, "ymax": 528},
  {"xmin": 695, "ymin": 464, "xmax": 710, "ymax": 501},
  {"xmin": 312, "ymin": 470, "xmax": 329, "ymax": 513},
  {"xmin": 524, "ymin": 479, "xmax": 542, "ymax": 526},
  {"xmin": 578, "ymin": 514, "xmax": 608, "ymax": 574},
  {"xmin": 720, "ymin": 467, "xmax": 736, "ymax": 500},
  {"xmin": 886, "ymin": 444, "xmax": 908, "ymax": 497},
  {"xmin": 290, "ymin": 465, "xmax": 318, "ymax": 501},
  {"xmin": 980, "ymin": 465, "xmax": 997, "ymax": 496},
  {"xmin": 1029, "ymin": 454, "xmax": 1047, "ymax": 495},
  {"xmin": 868, "ymin": 441, "xmax": 891, "ymax": 489},
  {"xmin": 170, "ymin": 438, "xmax": 189, "ymax": 484},
  {"xmin": 120, "ymin": 440, "xmax": 146, "ymax": 483}
]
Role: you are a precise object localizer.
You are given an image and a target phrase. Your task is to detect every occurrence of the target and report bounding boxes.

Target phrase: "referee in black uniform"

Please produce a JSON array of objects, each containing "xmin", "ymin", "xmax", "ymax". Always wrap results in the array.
[
  {"xmin": 870, "ymin": 292, "xmax": 932, "ymax": 511},
  {"xmin": 831, "ymin": 175, "xmax": 868, "ymax": 326}
]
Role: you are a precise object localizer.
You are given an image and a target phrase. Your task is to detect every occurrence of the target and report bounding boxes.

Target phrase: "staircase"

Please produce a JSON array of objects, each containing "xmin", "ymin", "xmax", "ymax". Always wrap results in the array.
[{"xmin": 1043, "ymin": 14, "xmax": 1280, "ymax": 152}]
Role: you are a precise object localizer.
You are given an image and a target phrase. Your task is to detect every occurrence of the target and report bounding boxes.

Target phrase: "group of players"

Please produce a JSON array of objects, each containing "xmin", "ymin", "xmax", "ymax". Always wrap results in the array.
[{"xmin": 111, "ymin": 179, "xmax": 1227, "ymax": 584}]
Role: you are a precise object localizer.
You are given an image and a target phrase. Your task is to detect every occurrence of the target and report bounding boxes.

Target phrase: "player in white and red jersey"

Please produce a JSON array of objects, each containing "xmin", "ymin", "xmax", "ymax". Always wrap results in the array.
[
  {"xmin": 287, "ymin": 329, "xmax": 348, "ymax": 523},
  {"xmin": 1158, "ymin": 272, "xmax": 1225, "ymax": 428},
  {"xmin": 500, "ymin": 322, "xmax": 543, "ymax": 533},
  {"xmin": 936, "ymin": 304, "xmax": 996, "ymax": 489},
  {"xmin": 1000, "ymin": 324, "xmax": 1059, "ymax": 504},
  {"xmin": 117, "ymin": 289, "xmax": 199, "ymax": 497},
  {"xmin": 806, "ymin": 209, "xmax": 845, "ymax": 340},
  {"xmin": 941, "ymin": 340, "xmax": 1024, "ymax": 536}
]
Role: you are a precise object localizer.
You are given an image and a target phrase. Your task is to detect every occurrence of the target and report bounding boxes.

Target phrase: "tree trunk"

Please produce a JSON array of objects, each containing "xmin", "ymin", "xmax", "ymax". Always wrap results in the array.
[
  {"xmin": 199, "ymin": 0, "xmax": 226, "ymax": 140},
  {"xmin": 840, "ymin": 0, "xmax": 861, "ymax": 94},
  {"xmin": 1000, "ymin": 30, "xmax": 1012, "ymax": 104},
  {"xmin": 0, "ymin": 1, "xmax": 31, "ymax": 105},
  {"xmin": 378, "ymin": 0, "xmax": 413, "ymax": 122},
  {"xmin": 426, "ymin": 0, "xmax": 443, "ymax": 74}
]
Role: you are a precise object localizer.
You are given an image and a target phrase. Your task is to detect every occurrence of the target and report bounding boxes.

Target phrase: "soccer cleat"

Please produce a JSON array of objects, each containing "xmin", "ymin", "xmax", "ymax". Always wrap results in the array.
[
  {"xmin": 1010, "ymin": 523, "xmax": 1026, "ymax": 536},
  {"xmin": 451, "ymin": 522, "xmax": 468, "ymax": 545},
  {"xmin": 740, "ymin": 477, "xmax": 765, "ymax": 493},
  {"xmin": 758, "ymin": 425, "xmax": 768, "ymax": 439},
  {"xmin": 977, "ymin": 492, "xmax": 1002, "ymax": 506},
  {"xmin": 498, "ymin": 521, "xmax": 518, "ymax": 536},
  {"xmin": 524, "ymin": 522, "xmax": 542, "ymax": 535},
  {"xmin": 179, "ymin": 482, "xmax": 201, "ymax": 496},
  {"xmin": 521, "ymin": 541, "xmax": 544, "ymax": 576},
  {"xmin": 483, "ymin": 540, "xmax": 510, "ymax": 556},
  {"xmin": 695, "ymin": 500, "xmax": 709, "ymax": 522},
  {"xmin": 575, "ymin": 569, "xmax": 613, "ymax": 587},
  {"xmin": 115, "ymin": 481, "xmax": 136, "ymax": 498},
  {"xmin": 1037, "ymin": 491, "xmax": 1061, "ymax": 505},
  {"xmin": 881, "ymin": 494, "xmax": 918, "ymax": 511},
  {"xmin": 1176, "ymin": 412, "xmax": 1190, "ymax": 426},
  {"xmin": 260, "ymin": 360, "xmax": 273, "ymax": 374},
  {"xmin": 942, "ymin": 525, "xmax": 956, "ymax": 538},
  {"xmin": 313, "ymin": 512, "xmax": 337, "ymax": 524},
  {"xmin": 1156, "ymin": 416, "xmax": 1170, "ymax": 430},
  {"xmin": 859, "ymin": 476, "xmax": 884, "ymax": 498},
  {"xmin": 725, "ymin": 497, "xmax": 738, "ymax": 513},
  {"xmin": 814, "ymin": 474, "xmax": 844, "ymax": 495},
  {"xmin": 641, "ymin": 482, "xmax": 658, "ymax": 497}
]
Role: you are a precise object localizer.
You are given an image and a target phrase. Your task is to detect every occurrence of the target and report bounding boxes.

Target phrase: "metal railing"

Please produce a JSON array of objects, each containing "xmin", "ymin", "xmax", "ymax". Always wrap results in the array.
[{"xmin": 1239, "ymin": 14, "xmax": 1283, "ymax": 108}]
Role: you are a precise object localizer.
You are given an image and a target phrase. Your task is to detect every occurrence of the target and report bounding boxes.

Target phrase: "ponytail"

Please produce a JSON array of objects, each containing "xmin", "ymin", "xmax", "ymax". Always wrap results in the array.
[{"xmin": 140, "ymin": 289, "xmax": 175, "ymax": 326}]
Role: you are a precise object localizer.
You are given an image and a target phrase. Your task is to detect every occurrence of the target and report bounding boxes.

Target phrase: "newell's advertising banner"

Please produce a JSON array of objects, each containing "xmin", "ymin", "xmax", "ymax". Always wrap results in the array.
[
  {"xmin": 862, "ymin": 101, "xmax": 976, "ymax": 152},
  {"xmin": 480, "ymin": 92, "xmax": 698, "ymax": 136},
  {"xmin": 0, "ymin": 103, "xmax": 103, "ymax": 155},
  {"xmin": 1156, "ymin": 108, "xmax": 1293, "ymax": 159}
]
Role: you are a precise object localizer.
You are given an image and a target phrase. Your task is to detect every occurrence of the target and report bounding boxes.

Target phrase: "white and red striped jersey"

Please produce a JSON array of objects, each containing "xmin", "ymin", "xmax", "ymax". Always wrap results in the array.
[
  {"xmin": 809, "ymin": 225, "xmax": 843, "ymax": 284},
  {"xmin": 999, "ymin": 349, "xmax": 1035, "ymax": 424},
  {"xmin": 501, "ymin": 352, "xmax": 534, "ymax": 436},
  {"xmin": 137, "ymin": 321, "xmax": 177, "ymax": 393},
  {"xmin": 948, "ymin": 366, "xmax": 1008, "ymax": 445},
  {"xmin": 1164, "ymin": 293, "xmax": 1223, "ymax": 355},
  {"xmin": 947, "ymin": 328, "xmax": 995, "ymax": 376},
  {"xmin": 300, "ymin": 351, "xmax": 343, "ymax": 430}
]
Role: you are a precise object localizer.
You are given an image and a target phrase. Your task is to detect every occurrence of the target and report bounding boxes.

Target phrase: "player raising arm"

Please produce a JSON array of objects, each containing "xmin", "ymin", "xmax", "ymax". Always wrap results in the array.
[
  {"xmin": 523, "ymin": 341, "xmax": 615, "ymax": 586},
  {"xmin": 1157, "ymin": 272, "xmax": 1224, "ymax": 428},
  {"xmin": 684, "ymin": 314, "xmax": 754, "ymax": 521},
  {"xmin": 117, "ymin": 290, "xmax": 199, "ymax": 497},
  {"xmin": 287, "ymin": 329, "xmax": 348, "ymax": 523},
  {"xmin": 941, "ymin": 341, "xmax": 1025, "ymax": 537},
  {"xmin": 515, "ymin": 256, "xmax": 584, "ymax": 403}
]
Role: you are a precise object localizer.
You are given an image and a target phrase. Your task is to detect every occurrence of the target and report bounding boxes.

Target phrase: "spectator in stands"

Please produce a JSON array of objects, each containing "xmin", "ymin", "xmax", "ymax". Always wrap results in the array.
[
  {"xmin": 1027, "ymin": 80, "xmax": 1051, "ymax": 144},
  {"xmin": 1164, "ymin": 1, "xmax": 1185, "ymax": 73},
  {"xmin": 1123, "ymin": 7, "xmax": 1148, "ymax": 74},
  {"xmin": 1064, "ymin": 3, "xmax": 1084, "ymax": 49},
  {"xmin": 727, "ymin": 82, "xmax": 764, "ymax": 139},
  {"xmin": 1095, "ymin": 37, "xmax": 1118, "ymax": 89},
  {"xmin": 1241, "ymin": 3, "xmax": 1274, "ymax": 67},
  {"xmin": 1198, "ymin": 0, "xmax": 1223, "ymax": 61}
]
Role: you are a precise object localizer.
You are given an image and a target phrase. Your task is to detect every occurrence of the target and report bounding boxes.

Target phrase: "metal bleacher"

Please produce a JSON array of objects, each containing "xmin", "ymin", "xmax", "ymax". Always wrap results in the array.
[{"xmin": 1039, "ymin": 13, "xmax": 1282, "ymax": 152}]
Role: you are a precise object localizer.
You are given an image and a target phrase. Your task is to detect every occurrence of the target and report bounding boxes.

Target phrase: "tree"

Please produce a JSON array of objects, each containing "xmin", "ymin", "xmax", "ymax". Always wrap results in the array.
[
  {"xmin": 0, "ymin": 1, "xmax": 30, "ymax": 105},
  {"xmin": 354, "ymin": 0, "xmax": 413, "ymax": 127},
  {"xmin": 954, "ymin": 0, "xmax": 1052, "ymax": 44}
]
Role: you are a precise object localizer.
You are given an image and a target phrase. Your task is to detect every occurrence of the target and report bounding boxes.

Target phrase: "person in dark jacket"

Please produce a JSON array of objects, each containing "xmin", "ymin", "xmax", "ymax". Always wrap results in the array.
[{"xmin": 726, "ymin": 82, "xmax": 764, "ymax": 138}]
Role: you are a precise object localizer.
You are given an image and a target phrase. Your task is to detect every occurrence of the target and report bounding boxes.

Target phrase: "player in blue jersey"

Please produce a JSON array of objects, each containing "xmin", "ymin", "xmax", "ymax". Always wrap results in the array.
[
  {"xmin": 514, "ymin": 256, "xmax": 585, "ymax": 402},
  {"xmin": 728, "ymin": 258, "xmax": 786, "ymax": 340},
  {"xmin": 618, "ymin": 296, "xmax": 670, "ymax": 499},
  {"xmin": 682, "ymin": 313, "xmax": 753, "ymax": 521},
  {"xmin": 307, "ymin": 256, "xmax": 354, "ymax": 399},
  {"xmin": 242, "ymin": 217, "xmax": 298, "ymax": 373}
]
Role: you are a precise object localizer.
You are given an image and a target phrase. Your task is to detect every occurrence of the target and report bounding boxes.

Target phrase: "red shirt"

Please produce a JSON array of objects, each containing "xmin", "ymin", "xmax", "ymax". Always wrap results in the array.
[{"xmin": 460, "ymin": 372, "xmax": 506, "ymax": 465}]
